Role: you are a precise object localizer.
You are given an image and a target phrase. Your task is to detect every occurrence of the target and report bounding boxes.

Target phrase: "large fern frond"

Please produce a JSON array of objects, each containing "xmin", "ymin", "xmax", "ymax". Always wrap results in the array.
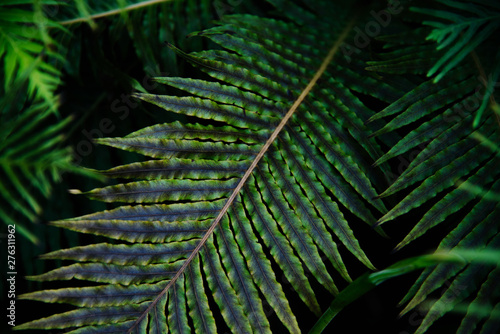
[
  {"xmin": 18, "ymin": 3, "xmax": 407, "ymax": 332},
  {"xmin": 19, "ymin": 1, "xmax": 500, "ymax": 332}
]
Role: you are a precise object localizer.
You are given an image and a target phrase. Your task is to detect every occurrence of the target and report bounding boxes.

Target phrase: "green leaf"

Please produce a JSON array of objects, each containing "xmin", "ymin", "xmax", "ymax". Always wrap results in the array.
[{"xmin": 309, "ymin": 253, "xmax": 462, "ymax": 334}]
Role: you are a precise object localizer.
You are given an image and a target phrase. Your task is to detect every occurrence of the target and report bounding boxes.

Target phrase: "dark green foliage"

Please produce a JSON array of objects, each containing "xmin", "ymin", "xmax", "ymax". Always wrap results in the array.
[{"xmin": 7, "ymin": 0, "xmax": 500, "ymax": 333}]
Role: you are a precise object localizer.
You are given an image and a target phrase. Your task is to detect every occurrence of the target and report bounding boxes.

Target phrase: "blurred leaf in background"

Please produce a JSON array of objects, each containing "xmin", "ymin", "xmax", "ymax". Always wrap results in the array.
[{"xmin": 0, "ymin": 0, "xmax": 67, "ymax": 108}]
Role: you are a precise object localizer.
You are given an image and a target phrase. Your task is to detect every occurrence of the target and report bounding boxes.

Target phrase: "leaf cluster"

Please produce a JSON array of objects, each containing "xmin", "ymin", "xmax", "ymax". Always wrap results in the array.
[{"xmin": 7, "ymin": 0, "xmax": 500, "ymax": 333}]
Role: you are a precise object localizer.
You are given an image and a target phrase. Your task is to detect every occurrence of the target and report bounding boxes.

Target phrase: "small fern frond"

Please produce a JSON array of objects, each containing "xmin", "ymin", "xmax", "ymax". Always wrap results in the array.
[
  {"xmin": 412, "ymin": 0, "xmax": 500, "ymax": 127},
  {"xmin": 0, "ymin": 100, "xmax": 98, "ymax": 244},
  {"xmin": 411, "ymin": 0, "xmax": 500, "ymax": 82},
  {"xmin": 365, "ymin": 27, "xmax": 443, "ymax": 75},
  {"xmin": 0, "ymin": 1, "xmax": 66, "ymax": 107}
]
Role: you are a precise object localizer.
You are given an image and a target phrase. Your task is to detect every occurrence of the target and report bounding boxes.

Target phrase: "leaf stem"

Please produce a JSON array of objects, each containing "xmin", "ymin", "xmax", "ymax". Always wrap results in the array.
[
  {"xmin": 308, "ymin": 253, "xmax": 463, "ymax": 334},
  {"xmin": 59, "ymin": 0, "xmax": 173, "ymax": 26},
  {"xmin": 470, "ymin": 50, "xmax": 500, "ymax": 128}
]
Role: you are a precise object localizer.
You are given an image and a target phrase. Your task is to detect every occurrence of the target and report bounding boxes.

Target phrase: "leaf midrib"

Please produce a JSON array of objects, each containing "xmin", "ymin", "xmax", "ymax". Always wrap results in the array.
[{"xmin": 127, "ymin": 15, "xmax": 358, "ymax": 332}]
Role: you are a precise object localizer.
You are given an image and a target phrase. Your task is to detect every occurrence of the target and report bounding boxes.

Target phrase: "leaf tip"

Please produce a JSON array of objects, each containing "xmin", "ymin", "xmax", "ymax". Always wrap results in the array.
[{"xmin": 390, "ymin": 246, "xmax": 401, "ymax": 255}]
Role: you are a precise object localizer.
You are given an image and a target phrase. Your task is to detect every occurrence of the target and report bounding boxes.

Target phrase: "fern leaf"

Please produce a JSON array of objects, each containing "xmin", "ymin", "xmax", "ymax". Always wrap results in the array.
[
  {"xmin": 0, "ymin": 1, "xmax": 65, "ymax": 106},
  {"xmin": 125, "ymin": 121, "xmax": 267, "ymax": 144},
  {"xmin": 365, "ymin": 26, "xmax": 441, "ymax": 75},
  {"xmin": 367, "ymin": 7, "xmax": 500, "ymax": 331},
  {"xmin": 243, "ymin": 174, "xmax": 322, "ymax": 315},
  {"xmin": 478, "ymin": 302, "xmax": 500, "ymax": 334},
  {"xmin": 215, "ymin": 215, "xmax": 272, "ymax": 333},
  {"xmin": 394, "ymin": 157, "xmax": 498, "ymax": 250},
  {"xmin": 79, "ymin": 178, "xmax": 239, "ymax": 203},
  {"xmin": 456, "ymin": 267, "xmax": 500, "ymax": 334},
  {"xmin": 132, "ymin": 93, "xmax": 277, "ymax": 128},
  {"xmin": 20, "ymin": 4, "xmax": 401, "ymax": 331},
  {"xmin": 0, "ymin": 101, "xmax": 94, "ymax": 244},
  {"xmin": 282, "ymin": 128, "xmax": 378, "ymax": 227},
  {"xmin": 20, "ymin": 282, "xmax": 166, "ymax": 308},
  {"xmin": 378, "ymin": 121, "xmax": 496, "ymax": 208},
  {"xmin": 415, "ymin": 262, "xmax": 495, "ymax": 334},
  {"xmin": 98, "ymin": 158, "xmax": 249, "ymax": 180},
  {"xmin": 228, "ymin": 203, "xmax": 300, "ymax": 332},
  {"xmin": 410, "ymin": 0, "xmax": 500, "ymax": 128},
  {"xmin": 369, "ymin": 74, "xmax": 477, "ymax": 138},
  {"xmin": 58, "ymin": 0, "xmax": 175, "ymax": 26},
  {"xmin": 411, "ymin": 0, "xmax": 500, "ymax": 82},
  {"xmin": 185, "ymin": 255, "xmax": 217, "ymax": 333},
  {"xmin": 201, "ymin": 236, "xmax": 254, "ymax": 333},
  {"xmin": 372, "ymin": 93, "xmax": 476, "ymax": 167},
  {"xmin": 39, "ymin": 240, "xmax": 198, "ymax": 265},
  {"xmin": 168, "ymin": 274, "xmax": 190, "ymax": 333},
  {"xmin": 255, "ymin": 165, "xmax": 337, "ymax": 297},
  {"xmin": 95, "ymin": 136, "xmax": 259, "ymax": 160},
  {"xmin": 17, "ymin": 305, "xmax": 149, "ymax": 330},
  {"xmin": 398, "ymin": 185, "xmax": 500, "ymax": 330}
]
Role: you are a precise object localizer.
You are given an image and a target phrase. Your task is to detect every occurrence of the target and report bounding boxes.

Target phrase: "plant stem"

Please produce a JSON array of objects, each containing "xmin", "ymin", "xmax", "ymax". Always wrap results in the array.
[
  {"xmin": 60, "ymin": 0, "xmax": 173, "ymax": 26},
  {"xmin": 309, "ymin": 253, "xmax": 462, "ymax": 334}
]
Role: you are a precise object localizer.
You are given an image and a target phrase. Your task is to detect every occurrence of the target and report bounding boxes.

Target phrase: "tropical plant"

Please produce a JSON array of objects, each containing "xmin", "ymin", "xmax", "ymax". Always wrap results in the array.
[
  {"xmin": 0, "ymin": 0, "xmax": 89, "ymax": 245},
  {"xmin": 0, "ymin": 0, "xmax": 220, "ymax": 242},
  {"xmin": 0, "ymin": 0, "xmax": 65, "ymax": 107},
  {"xmin": 14, "ymin": 0, "xmax": 500, "ymax": 333},
  {"xmin": 0, "ymin": 0, "xmax": 219, "ymax": 323},
  {"xmin": 0, "ymin": 99, "xmax": 77, "ymax": 245}
]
